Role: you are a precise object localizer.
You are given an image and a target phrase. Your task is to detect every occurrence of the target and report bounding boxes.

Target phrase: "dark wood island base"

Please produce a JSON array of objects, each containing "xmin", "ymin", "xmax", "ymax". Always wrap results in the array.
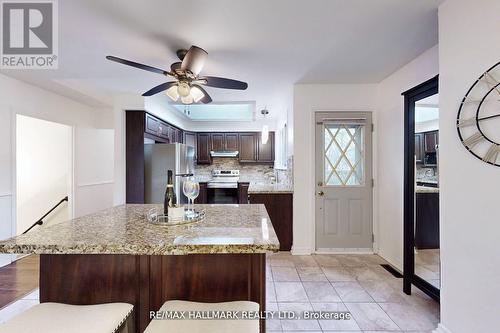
[{"xmin": 40, "ymin": 253, "xmax": 266, "ymax": 333}]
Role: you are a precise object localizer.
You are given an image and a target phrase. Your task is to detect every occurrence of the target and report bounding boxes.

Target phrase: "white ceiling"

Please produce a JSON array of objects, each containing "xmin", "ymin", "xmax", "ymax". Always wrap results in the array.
[{"xmin": 0, "ymin": 0, "xmax": 440, "ymax": 116}]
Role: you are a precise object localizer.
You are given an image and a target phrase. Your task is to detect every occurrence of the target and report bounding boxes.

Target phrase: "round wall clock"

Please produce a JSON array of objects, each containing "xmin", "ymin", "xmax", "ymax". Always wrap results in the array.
[{"xmin": 457, "ymin": 61, "xmax": 500, "ymax": 167}]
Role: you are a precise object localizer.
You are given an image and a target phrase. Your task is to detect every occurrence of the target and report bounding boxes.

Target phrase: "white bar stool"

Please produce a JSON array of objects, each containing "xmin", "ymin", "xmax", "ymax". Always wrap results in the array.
[
  {"xmin": 0, "ymin": 302, "xmax": 134, "ymax": 333},
  {"xmin": 144, "ymin": 300, "xmax": 259, "ymax": 333}
]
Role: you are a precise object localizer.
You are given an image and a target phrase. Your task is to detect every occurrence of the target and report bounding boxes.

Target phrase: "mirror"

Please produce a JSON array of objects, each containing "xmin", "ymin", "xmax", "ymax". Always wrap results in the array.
[
  {"xmin": 403, "ymin": 76, "xmax": 439, "ymax": 301},
  {"xmin": 414, "ymin": 93, "xmax": 440, "ymax": 290}
]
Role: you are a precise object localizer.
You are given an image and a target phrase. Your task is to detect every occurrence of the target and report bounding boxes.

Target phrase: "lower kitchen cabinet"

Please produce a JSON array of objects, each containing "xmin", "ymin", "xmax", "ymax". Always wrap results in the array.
[
  {"xmin": 415, "ymin": 192, "xmax": 439, "ymax": 249},
  {"xmin": 249, "ymin": 193, "xmax": 293, "ymax": 251},
  {"xmin": 238, "ymin": 182, "xmax": 249, "ymax": 204},
  {"xmin": 194, "ymin": 182, "xmax": 208, "ymax": 204}
]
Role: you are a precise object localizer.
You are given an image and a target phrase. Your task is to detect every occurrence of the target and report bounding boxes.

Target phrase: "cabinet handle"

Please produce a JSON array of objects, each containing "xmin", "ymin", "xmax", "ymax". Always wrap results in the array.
[{"xmin": 317, "ymin": 191, "xmax": 324, "ymax": 196}]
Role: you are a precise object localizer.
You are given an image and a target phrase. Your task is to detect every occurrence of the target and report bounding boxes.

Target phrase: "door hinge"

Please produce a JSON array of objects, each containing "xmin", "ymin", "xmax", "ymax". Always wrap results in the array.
[
  {"xmin": 372, "ymin": 234, "xmax": 375, "ymax": 243},
  {"xmin": 371, "ymin": 123, "xmax": 374, "ymax": 132},
  {"xmin": 371, "ymin": 179, "xmax": 374, "ymax": 187}
]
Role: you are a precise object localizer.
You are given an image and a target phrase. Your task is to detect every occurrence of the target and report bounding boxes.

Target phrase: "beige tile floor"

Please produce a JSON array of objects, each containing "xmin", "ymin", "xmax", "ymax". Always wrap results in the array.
[
  {"xmin": 266, "ymin": 252, "xmax": 439, "ymax": 333},
  {"xmin": 0, "ymin": 253, "xmax": 439, "ymax": 332}
]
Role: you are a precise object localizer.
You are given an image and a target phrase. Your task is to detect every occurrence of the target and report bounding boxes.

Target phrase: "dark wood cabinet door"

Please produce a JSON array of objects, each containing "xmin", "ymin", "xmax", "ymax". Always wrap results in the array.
[
  {"xmin": 145, "ymin": 114, "xmax": 169, "ymax": 141},
  {"xmin": 211, "ymin": 133, "xmax": 225, "ymax": 151},
  {"xmin": 415, "ymin": 192, "xmax": 439, "ymax": 249},
  {"xmin": 249, "ymin": 193, "xmax": 293, "ymax": 251},
  {"xmin": 194, "ymin": 182, "xmax": 208, "ymax": 204},
  {"xmin": 197, "ymin": 134, "xmax": 212, "ymax": 164},
  {"xmin": 424, "ymin": 131, "xmax": 438, "ymax": 153},
  {"xmin": 257, "ymin": 132, "xmax": 275, "ymax": 163},
  {"xmin": 238, "ymin": 182, "xmax": 249, "ymax": 204},
  {"xmin": 225, "ymin": 133, "xmax": 239, "ymax": 151},
  {"xmin": 239, "ymin": 133, "xmax": 257, "ymax": 162},
  {"xmin": 415, "ymin": 133, "xmax": 424, "ymax": 164}
]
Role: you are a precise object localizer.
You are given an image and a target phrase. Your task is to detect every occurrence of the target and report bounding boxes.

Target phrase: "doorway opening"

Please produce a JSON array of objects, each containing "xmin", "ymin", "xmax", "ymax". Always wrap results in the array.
[
  {"xmin": 402, "ymin": 76, "xmax": 440, "ymax": 302},
  {"xmin": 15, "ymin": 115, "xmax": 73, "ymax": 237},
  {"xmin": 315, "ymin": 112, "xmax": 373, "ymax": 252}
]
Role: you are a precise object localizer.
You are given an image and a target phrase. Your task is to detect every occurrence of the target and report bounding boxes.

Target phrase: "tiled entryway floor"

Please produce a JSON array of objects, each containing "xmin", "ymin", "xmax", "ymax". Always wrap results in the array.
[
  {"xmin": 0, "ymin": 253, "xmax": 439, "ymax": 332},
  {"xmin": 266, "ymin": 252, "xmax": 438, "ymax": 332}
]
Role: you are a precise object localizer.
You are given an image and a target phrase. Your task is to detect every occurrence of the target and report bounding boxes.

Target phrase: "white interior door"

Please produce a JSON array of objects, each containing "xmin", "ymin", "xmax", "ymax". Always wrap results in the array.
[
  {"xmin": 74, "ymin": 127, "xmax": 115, "ymax": 217},
  {"xmin": 315, "ymin": 112, "xmax": 373, "ymax": 251}
]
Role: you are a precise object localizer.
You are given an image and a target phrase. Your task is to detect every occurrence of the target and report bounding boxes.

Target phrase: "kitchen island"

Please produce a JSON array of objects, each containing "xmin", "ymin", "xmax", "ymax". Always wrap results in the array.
[{"xmin": 0, "ymin": 204, "xmax": 279, "ymax": 332}]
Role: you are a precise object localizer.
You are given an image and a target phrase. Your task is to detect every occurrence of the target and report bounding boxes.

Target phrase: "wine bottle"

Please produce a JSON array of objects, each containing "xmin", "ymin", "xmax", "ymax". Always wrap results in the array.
[{"xmin": 164, "ymin": 170, "xmax": 177, "ymax": 215}]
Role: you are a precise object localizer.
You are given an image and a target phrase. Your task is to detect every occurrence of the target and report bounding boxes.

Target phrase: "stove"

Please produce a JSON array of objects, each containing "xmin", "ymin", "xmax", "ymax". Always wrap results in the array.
[
  {"xmin": 207, "ymin": 170, "xmax": 240, "ymax": 189},
  {"xmin": 207, "ymin": 170, "xmax": 240, "ymax": 204}
]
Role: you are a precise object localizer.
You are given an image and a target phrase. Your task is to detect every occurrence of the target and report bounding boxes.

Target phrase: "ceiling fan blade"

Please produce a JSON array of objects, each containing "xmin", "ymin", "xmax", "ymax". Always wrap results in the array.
[
  {"xmin": 180, "ymin": 46, "xmax": 207, "ymax": 75},
  {"xmin": 202, "ymin": 76, "xmax": 248, "ymax": 90},
  {"xmin": 106, "ymin": 56, "xmax": 170, "ymax": 76},
  {"xmin": 192, "ymin": 84, "xmax": 212, "ymax": 104},
  {"xmin": 142, "ymin": 82, "xmax": 177, "ymax": 96}
]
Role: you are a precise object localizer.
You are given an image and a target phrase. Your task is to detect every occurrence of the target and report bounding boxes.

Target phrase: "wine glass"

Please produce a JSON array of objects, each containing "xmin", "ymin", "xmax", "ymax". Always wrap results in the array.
[
  {"xmin": 189, "ymin": 181, "xmax": 200, "ymax": 213},
  {"xmin": 183, "ymin": 177, "xmax": 195, "ymax": 215}
]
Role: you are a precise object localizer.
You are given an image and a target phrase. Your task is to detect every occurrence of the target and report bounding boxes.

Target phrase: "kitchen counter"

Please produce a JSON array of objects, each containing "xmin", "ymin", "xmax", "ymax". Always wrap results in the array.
[
  {"xmin": 416, "ymin": 185, "xmax": 439, "ymax": 193},
  {"xmin": 248, "ymin": 183, "xmax": 294, "ymax": 194},
  {"xmin": 0, "ymin": 204, "xmax": 280, "ymax": 255}
]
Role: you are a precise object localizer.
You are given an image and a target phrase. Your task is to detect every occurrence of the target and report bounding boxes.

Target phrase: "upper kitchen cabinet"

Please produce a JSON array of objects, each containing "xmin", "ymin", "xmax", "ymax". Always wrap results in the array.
[
  {"xmin": 238, "ymin": 133, "xmax": 257, "ymax": 162},
  {"xmin": 257, "ymin": 131, "xmax": 275, "ymax": 163},
  {"xmin": 225, "ymin": 133, "xmax": 239, "ymax": 151},
  {"xmin": 424, "ymin": 130, "xmax": 438, "ymax": 153},
  {"xmin": 197, "ymin": 133, "xmax": 212, "ymax": 164},
  {"xmin": 210, "ymin": 133, "xmax": 239, "ymax": 151},
  {"xmin": 415, "ymin": 133, "xmax": 424, "ymax": 164},
  {"xmin": 238, "ymin": 132, "xmax": 275, "ymax": 163},
  {"xmin": 210, "ymin": 133, "xmax": 225, "ymax": 151}
]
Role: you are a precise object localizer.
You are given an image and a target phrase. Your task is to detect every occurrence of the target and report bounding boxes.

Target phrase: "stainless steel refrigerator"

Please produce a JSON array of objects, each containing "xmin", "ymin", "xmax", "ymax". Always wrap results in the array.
[{"xmin": 144, "ymin": 143, "xmax": 195, "ymax": 204}]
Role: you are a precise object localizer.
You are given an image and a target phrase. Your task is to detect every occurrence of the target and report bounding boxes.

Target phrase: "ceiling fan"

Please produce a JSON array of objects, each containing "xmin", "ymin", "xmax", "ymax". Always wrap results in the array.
[{"xmin": 106, "ymin": 45, "xmax": 248, "ymax": 104}]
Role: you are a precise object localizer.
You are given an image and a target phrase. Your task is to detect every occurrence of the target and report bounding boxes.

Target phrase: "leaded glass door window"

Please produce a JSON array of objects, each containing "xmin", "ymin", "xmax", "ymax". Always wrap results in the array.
[{"xmin": 323, "ymin": 122, "xmax": 365, "ymax": 186}]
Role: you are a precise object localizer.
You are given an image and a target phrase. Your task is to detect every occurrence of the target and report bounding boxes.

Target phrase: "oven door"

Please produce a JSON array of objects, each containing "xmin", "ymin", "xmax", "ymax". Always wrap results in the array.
[{"xmin": 207, "ymin": 187, "xmax": 238, "ymax": 204}]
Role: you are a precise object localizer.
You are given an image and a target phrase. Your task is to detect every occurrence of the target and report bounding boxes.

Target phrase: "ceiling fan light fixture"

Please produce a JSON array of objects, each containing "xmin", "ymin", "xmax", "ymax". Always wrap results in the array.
[
  {"xmin": 181, "ymin": 94, "xmax": 194, "ymax": 104},
  {"xmin": 190, "ymin": 86, "xmax": 205, "ymax": 103},
  {"xmin": 166, "ymin": 85, "xmax": 179, "ymax": 101},
  {"xmin": 177, "ymin": 81, "xmax": 191, "ymax": 97}
]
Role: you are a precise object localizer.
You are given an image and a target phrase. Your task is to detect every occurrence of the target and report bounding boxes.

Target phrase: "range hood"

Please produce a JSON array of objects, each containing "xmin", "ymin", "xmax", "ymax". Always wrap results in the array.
[{"xmin": 210, "ymin": 150, "xmax": 239, "ymax": 158}]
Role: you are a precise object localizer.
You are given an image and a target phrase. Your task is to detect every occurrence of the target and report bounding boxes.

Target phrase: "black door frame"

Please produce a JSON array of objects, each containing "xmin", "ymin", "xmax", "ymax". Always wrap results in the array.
[{"xmin": 402, "ymin": 75, "xmax": 440, "ymax": 302}]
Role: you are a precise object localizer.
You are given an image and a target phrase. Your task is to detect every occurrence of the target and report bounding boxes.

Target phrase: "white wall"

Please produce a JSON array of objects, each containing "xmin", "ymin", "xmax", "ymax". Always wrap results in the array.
[
  {"xmin": 438, "ymin": 0, "xmax": 500, "ymax": 332},
  {"xmin": 0, "ymin": 73, "xmax": 114, "ymax": 266},
  {"xmin": 375, "ymin": 45, "xmax": 439, "ymax": 269},
  {"xmin": 16, "ymin": 115, "xmax": 72, "ymax": 234},
  {"xmin": 293, "ymin": 84, "xmax": 377, "ymax": 254}
]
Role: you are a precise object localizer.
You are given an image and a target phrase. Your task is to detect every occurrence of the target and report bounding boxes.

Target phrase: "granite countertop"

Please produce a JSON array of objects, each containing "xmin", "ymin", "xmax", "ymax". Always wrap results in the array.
[
  {"xmin": 0, "ymin": 204, "xmax": 279, "ymax": 255},
  {"xmin": 416, "ymin": 185, "xmax": 439, "ymax": 193},
  {"xmin": 248, "ymin": 183, "xmax": 293, "ymax": 194}
]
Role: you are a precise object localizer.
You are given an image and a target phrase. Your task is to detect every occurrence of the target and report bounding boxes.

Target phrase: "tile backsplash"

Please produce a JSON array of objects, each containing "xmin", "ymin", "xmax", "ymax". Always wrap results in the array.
[{"xmin": 194, "ymin": 156, "xmax": 294, "ymax": 185}]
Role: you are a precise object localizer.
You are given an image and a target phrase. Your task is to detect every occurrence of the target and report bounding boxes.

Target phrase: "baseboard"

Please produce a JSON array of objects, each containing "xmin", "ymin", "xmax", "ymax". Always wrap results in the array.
[
  {"xmin": 291, "ymin": 246, "xmax": 312, "ymax": 255},
  {"xmin": 315, "ymin": 248, "xmax": 373, "ymax": 254},
  {"xmin": 433, "ymin": 323, "xmax": 452, "ymax": 333}
]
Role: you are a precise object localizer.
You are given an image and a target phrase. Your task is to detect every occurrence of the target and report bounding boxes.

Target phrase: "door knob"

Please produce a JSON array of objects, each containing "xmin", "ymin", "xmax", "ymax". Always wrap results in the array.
[{"xmin": 317, "ymin": 191, "xmax": 324, "ymax": 196}]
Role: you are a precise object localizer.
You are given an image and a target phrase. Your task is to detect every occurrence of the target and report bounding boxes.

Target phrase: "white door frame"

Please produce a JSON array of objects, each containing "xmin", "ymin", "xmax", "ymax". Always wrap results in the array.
[{"xmin": 311, "ymin": 110, "xmax": 378, "ymax": 254}]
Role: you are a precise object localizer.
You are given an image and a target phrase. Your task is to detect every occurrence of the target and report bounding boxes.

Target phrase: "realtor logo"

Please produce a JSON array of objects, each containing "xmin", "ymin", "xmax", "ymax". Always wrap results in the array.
[{"xmin": 1, "ymin": 0, "xmax": 58, "ymax": 69}]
